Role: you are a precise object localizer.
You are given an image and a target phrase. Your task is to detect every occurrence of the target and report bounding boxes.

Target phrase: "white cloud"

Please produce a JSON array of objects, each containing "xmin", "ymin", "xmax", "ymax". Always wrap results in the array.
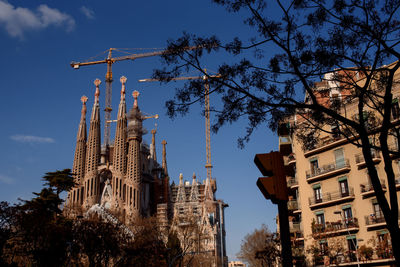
[
  {"xmin": 10, "ymin": 134, "xmax": 55, "ymax": 144},
  {"xmin": 0, "ymin": 1, "xmax": 75, "ymax": 38},
  {"xmin": 0, "ymin": 174, "xmax": 14, "ymax": 184},
  {"xmin": 80, "ymin": 6, "xmax": 94, "ymax": 20}
]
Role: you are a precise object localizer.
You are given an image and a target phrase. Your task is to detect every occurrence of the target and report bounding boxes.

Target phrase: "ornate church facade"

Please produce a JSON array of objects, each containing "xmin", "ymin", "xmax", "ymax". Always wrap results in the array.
[{"xmin": 64, "ymin": 77, "xmax": 228, "ymax": 266}]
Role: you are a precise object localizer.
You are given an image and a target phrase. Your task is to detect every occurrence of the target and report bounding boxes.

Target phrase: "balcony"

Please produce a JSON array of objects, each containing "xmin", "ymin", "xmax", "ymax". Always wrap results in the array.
[
  {"xmin": 290, "ymin": 222, "xmax": 304, "ymax": 238},
  {"xmin": 304, "ymin": 135, "xmax": 348, "ymax": 158},
  {"xmin": 284, "ymin": 153, "xmax": 296, "ymax": 165},
  {"xmin": 306, "ymin": 159, "xmax": 351, "ymax": 183},
  {"xmin": 279, "ymin": 136, "xmax": 292, "ymax": 155},
  {"xmin": 360, "ymin": 180, "xmax": 387, "ymax": 198},
  {"xmin": 354, "ymin": 150, "xmax": 381, "ymax": 168},
  {"xmin": 287, "ymin": 200, "xmax": 300, "ymax": 213},
  {"xmin": 309, "ymin": 187, "xmax": 355, "ymax": 209},
  {"xmin": 364, "ymin": 213, "xmax": 400, "ymax": 230},
  {"xmin": 365, "ymin": 214, "xmax": 386, "ymax": 230},
  {"xmin": 312, "ymin": 218, "xmax": 359, "ymax": 236},
  {"xmin": 389, "ymin": 142, "xmax": 400, "ymax": 159},
  {"xmin": 286, "ymin": 176, "xmax": 298, "ymax": 189}
]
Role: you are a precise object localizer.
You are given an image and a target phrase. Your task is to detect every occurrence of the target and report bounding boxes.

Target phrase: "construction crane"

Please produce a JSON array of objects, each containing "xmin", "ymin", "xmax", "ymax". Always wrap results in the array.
[
  {"xmin": 139, "ymin": 71, "xmax": 221, "ymax": 181},
  {"xmin": 70, "ymin": 47, "xmax": 197, "ymax": 146}
]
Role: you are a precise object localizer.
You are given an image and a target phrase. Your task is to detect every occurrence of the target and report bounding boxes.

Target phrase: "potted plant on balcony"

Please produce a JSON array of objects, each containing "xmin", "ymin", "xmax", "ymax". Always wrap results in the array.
[{"xmin": 358, "ymin": 245, "xmax": 373, "ymax": 262}]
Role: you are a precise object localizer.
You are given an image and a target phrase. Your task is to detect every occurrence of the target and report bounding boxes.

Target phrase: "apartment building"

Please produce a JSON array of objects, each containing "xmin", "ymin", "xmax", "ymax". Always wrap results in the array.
[{"xmin": 278, "ymin": 67, "xmax": 400, "ymax": 266}]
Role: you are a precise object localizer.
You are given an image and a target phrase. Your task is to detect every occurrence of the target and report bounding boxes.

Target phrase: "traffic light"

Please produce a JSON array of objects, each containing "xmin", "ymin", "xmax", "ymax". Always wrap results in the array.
[{"xmin": 254, "ymin": 151, "xmax": 288, "ymax": 204}]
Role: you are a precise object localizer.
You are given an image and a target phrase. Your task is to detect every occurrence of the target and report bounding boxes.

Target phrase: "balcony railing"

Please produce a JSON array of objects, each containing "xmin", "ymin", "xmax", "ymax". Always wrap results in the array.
[
  {"xmin": 360, "ymin": 180, "xmax": 386, "ymax": 196},
  {"xmin": 312, "ymin": 218, "xmax": 359, "ymax": 234},
  {"xmin": 355, "ymin": 150, "xmax": 381, "ymax": 168},
  {"xmin": 287, "ymin": 176, "xmax": 298, "ymax": 188},
  {"xmin": 288, "ymin": 200, "xmax": 299, "ymax": 211},
  {"xmin": 290, "ymin": 222, "xmax": 304, "ymax": 237},
  {"xmin": 304, "ymin": 135, "xmax": 346, "ymax": 157},
  {"xmin": 309, "ymin": 187, "xmax": 354, "ymax": 206},
  {"xmin": 365, "ymin": 214, "xmax": 386, "ymax": 225},
  {"xmin": 306, "ymin": 159, "xmax": 350, "ymax": 181},
  {"xmin": 279, "ymin": 136, "xmax": 292, "ymax": 155},
  {"xmin": 284, "ymin": 153, "xmax": 296, "ymax": 165}
]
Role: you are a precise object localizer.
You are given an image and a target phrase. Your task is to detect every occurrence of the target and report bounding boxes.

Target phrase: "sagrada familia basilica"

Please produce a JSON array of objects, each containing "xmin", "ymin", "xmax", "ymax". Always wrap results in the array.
[{"xmin": 64, "ymin": 77, "xmax": 228, "ymax": 266}]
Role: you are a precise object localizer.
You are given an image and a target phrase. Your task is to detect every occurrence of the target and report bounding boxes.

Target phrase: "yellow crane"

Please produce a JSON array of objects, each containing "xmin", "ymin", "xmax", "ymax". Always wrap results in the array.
[
  {"xmin": 70, "ymin": 47, "xmax": 198, "ymax": 145},
  {"xmin": 139, "ymin": 71, "xmax": 221, "ymax": 182}
]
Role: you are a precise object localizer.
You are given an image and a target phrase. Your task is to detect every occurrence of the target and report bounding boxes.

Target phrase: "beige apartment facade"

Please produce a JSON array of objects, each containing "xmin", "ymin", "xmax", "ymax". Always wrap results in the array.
[{"xmin": 278, "ymin": 67, "xmax": 400, "ymax": 266}]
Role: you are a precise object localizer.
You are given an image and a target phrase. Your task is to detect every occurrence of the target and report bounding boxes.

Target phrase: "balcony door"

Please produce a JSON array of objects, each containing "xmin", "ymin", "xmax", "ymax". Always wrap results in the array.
[
  {"xmin": 339, "ymin": 179, "xmax": 349, "ymax": 197},
  {"xmin": 373, "ymin": 202, "xmax": 383, "ymax": 219},
  {"xmin": 314, "ymin": 186, "xmax": 322, "ymax": 203},
  {"xmin": 343, "ymin": 207, "xmax": 353, "ymax": 224},
  {"xmin": 334, "ymin": 148, "xmax": 345, "ymax": 168},
  {"xmin": 310, "ymin": 158, "xmax": 319, "ymax": 175}
]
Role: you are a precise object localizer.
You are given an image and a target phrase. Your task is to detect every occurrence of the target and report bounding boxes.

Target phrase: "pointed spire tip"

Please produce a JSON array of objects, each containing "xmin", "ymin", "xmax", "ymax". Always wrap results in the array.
[
  {"xmin": 132, "ymin": 90, "xmax": 140, "ymax": 108},
  {"xmin": 81, "ymin": 95, "xmax": 88, "ymax": 104}
]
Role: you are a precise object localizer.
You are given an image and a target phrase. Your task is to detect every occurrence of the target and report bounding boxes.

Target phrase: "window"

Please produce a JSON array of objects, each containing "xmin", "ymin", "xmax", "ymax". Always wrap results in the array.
[
  {"xmin": 314, "ymin": 185, "xmax": 322, "ymax": 203},
  {"xmin": 373, "ymin": 202, "xmax": 383, "ymax": 219},
  {"xmin": 347, "ymin": 237, "xmax": 357, "ymax": 262},
  {"xmin": 377, "ymin": 231, "xmax": 391, "ymax": 259},
  {"xmin": 339, "ymin": 179, "xmax": 349, "ymax": 197},
  {"xmin": 310, "ymin": 158, "xmax": 319, "ymax": 175},
  {"xmin": 316, "ymin": 213, "xmax": 325, "ymax": 229},
  {"xmin": 343, "ymin": 206, "xmax": 353, "ymax": 225},
  {"xmin": 319, "ymin": 241, "xmax": 328, "ymax": 255},
  {"xmin": 334, "ymin": 148, "xmax": 345, "ymax": 168}
]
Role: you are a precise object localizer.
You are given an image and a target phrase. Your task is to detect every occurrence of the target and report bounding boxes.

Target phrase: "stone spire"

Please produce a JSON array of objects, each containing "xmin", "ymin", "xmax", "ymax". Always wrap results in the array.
[
  {"xmin": 126, "ymin": 90, "xmax": 143, "ymax": 217},
  {"xmin": 85, "ymin": 79, "xmax": 101, "ymax": 175},
  {"xmin": 176, "ymin": 173, "xmax": 186, "ymax": 203},
  {"xmin": 150, "ymin": 127, "xmax": 157, "ymax": 162},
  {"xmin": 190, "ymin": 172, "xmax": 199, "ymax": 202},
  {"xmin": 72, "ymin": 96, "xmax": 88, "ymax": 183},
  {"xmin": 161, "ymin": 139, "xmax": 168, "ymax": 176},
  {"xmin": 112, "ymin": 76, "xmax": 127, "ymax": 174},
  {"xmin": 83, "ymin": 79, "xmax": 101, "ymax": 207}
]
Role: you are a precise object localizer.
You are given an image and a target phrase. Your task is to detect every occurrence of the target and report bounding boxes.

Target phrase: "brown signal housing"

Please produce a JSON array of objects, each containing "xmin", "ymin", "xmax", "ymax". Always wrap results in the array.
[{"xmin": 254, "ymin": 151, "xmax": 288, "ymax": 203}]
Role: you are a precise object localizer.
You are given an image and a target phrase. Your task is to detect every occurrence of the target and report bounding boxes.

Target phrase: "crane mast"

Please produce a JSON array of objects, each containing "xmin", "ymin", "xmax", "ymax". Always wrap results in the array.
[
  {"xmin": 104, "ymin": 49, "xmax": 113, "ymax": 146},
  {"xmin": 204, "ymin": 76, "xmax": 212, "ymax": 181},
  {"xmin": 139, "ymin": 72, "xmax": 220, "ymax": 181}
]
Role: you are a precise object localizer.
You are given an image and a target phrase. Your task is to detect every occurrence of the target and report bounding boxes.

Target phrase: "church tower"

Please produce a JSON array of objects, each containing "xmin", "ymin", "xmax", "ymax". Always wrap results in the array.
[
  {"xmin": 69, "ymin": 95, "xmax": 88, "ymax": 207},
  {"xmin": 84, "ymin": 79, "xmax": 102, "ymax": 207},
  {"xmin": 112, "ymin": 77, "xmax": 128, "ymax": 209},
  {"xmin": 126, "ymin": 90, "xmax": 143, "ymax": 218}
]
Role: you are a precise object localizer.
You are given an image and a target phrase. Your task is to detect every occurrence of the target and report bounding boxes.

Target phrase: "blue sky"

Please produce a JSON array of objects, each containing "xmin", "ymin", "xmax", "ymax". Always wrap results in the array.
[{"xmin": 0, "ymin": 0, "xmax": 278, "ymax": 260}]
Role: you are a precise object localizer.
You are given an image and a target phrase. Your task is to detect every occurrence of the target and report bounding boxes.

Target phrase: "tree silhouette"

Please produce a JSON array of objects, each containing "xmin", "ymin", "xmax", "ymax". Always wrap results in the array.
[
  {"xmin": 154, "ymin": 0, "xmax": 400, "ymax": 262},
  {"xmin": 42, "ymin": 169, "xmax": 75, "ymax": 197},
  {"xmin": 237, "ymin": 224, "xmax": 279, "ymax": 267}
]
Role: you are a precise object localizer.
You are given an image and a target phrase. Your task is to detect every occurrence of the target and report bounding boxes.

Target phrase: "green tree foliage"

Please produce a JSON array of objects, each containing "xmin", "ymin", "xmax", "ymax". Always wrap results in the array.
[
  {"xmin": 153, "ymin": 0, "xmax": 400, "ymax": 262},
  {"xmin": 237, "ymin": 224, "xmax": 279, "ymax": 267},
  {"xmin": 42, "ymin": 168, "xmax": 75, "ymax": 197}
]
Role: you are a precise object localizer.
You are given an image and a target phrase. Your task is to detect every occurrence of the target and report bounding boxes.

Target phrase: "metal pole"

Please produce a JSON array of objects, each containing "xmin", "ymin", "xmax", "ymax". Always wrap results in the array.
[
  {"xmin": 278, "ymin": 200, "xmax": 293, "ymax": 267},
  {"xmin": 334, "ymin": 211, "xmax": 360, "ymax": 267}
]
